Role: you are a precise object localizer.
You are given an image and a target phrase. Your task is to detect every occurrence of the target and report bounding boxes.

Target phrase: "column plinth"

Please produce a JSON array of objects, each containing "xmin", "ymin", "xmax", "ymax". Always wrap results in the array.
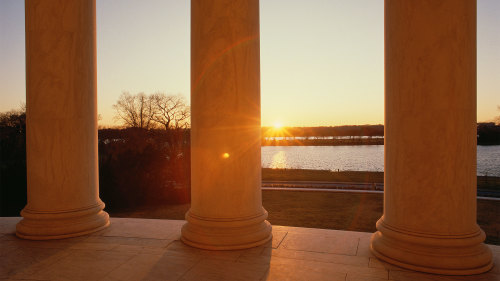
[
  {"xmin": 372, "ymin": 220, "xmax": 492, "ymax": 275},
  {"xmin": 371, "ymin": 0, "xmax": 492, "ymax": 275},
  {"xmin": 16, "ymin": 201, "xmax": 109, "ymax": 240},
  {"xmin": 17, "ymin": 0, "xmax": 109, "ymax": 240},
  {"xmin": 182, "ymin": 210, "xmax": 271, "ymax": 250},
  {"xmin": 181, "ymin": 0, "xmax": 272, "ymax": 250}
]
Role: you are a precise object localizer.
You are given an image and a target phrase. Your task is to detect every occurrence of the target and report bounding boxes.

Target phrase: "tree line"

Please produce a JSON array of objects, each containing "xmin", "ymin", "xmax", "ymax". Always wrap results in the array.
[
  {"xmin": 113, "ymin": 92, "xmax": 190, "ymax": 130},
  {"xmin": 478, "ymin": 122, "xmax": 500, "ymax": 145},
  {"xmin": 0, "ymin": 106, "xmax": 27, "ymax": 215},
  {"xmin": 0, "ymin": 94, "xmax": 191, "ymax": 215},
  {"xmin": 1, "ymin": 103, "xmax": 500, "ymax": 215},
  {"xmin": 262, "ymin": 125, "xmax": 384, "ymax": 138}
]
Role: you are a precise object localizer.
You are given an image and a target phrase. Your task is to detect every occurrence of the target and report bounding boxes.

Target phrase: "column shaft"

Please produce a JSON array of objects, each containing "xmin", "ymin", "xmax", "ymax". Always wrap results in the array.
[
  {"xmin": 16, "ymin": 0, "xmax": 109, "ymax": 239},
  {"xmin": 181, "ymin": 0, "xmax": 272, "ymax": 250},
  {"xmin": 371, "ymin": 0, "xmax": 492, "ymax": 274}
]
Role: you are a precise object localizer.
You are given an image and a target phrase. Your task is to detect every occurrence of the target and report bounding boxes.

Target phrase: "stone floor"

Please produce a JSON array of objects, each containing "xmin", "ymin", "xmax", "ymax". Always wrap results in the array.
[{"xmin": 0, "ymin": 217, "xmax": 499, "ymax": 281}]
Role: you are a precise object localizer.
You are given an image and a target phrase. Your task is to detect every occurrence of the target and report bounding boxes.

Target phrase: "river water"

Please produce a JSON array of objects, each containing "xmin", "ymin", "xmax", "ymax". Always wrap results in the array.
[{"xmin": 261, "ymin": 145, "xmax": 500, "ymax": 177}]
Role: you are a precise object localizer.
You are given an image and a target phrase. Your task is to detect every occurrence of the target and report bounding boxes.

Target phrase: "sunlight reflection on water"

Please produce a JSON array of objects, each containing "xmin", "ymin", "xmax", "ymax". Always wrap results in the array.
[
  {"xmin": 270, "ymin": 151, "xmax": 287, "ymax": 169},
  {"xmin": 262, "ymin": 145, "xmax": 500, "ymax": 176}
]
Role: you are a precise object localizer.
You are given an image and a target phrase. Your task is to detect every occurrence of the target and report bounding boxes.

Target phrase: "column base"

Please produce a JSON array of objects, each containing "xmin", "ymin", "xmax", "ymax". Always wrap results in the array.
[
  {"xmin": 370, "ymin": 218, "xmax": 493, "ymax": 275},
  {"xmin": 181, "ymin": 209, "xmax": 272, "ymax": 250},
  {"xmin": 16, "ymin": 201, "xmax": 110, "ymax": 240}
]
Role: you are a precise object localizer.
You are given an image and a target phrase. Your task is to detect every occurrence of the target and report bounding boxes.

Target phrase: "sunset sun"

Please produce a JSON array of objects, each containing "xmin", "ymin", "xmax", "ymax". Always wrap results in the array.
[{"xmin": 273, "ymin": 121, "xmax": 283, "ymax": 130}]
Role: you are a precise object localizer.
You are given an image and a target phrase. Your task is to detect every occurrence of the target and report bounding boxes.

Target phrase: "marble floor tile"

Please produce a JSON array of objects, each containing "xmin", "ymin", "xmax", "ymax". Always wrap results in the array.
[
  {"xmin": 0, "ymin": 279, "xmax": 49, "ymax": 281},
  {"xmin": 86, "ymin": 236, "xmax": 175, "ymax": 254},
  {"xmin": 264, "ymin": 247, "xmax": 370, "ymax": 266},
  {"xmin": 98, "ymin": 218, "xmax": 183, "ymax": 240},
  {"xmin": 68, "ymin": 242, "xmax": 118, "ymax": 251},
  {"xmin": 85, "ymin": 235, "xmax": 173, "ymax": 248},
  {"xmin": 264, "ymin": 265, "xmax": 346, "ymax": 281},
  {"xmin": 275, "ymin": 226, "xmax": 370, "ymax": 239},
  {"xmin": 8, "ymin": 240, "xmax": 80, "ymax": 251},
  {"xmin": 0, "ymin": 217, "xmax": 21, "ymax": 234},
  {"xmin": 104, "ymin": 252, "xmax": 200, "ymax": 281},
  {"xmin": 165, "ymin": 240, "xmax": 244, "ymax": 261},
  {"xmin": 264, "ymin": 256, "xmax": 356, "ymax": 281},
  {"xmin": 0, "ymin": 218, "xmax": 498, "ymax": 281},
  {"xmin": 346, "ymin": 272, "xmax": 392, "ymax": 281},
  {"xmin": 490, "ymin": 244, "xmax": 500, "ymax": 254},
  {"xmin": 276, "ymin": 255, "xmax": 387, "ymax": 278},
  {"xmin": 491, "ymin": 254, "xmax": 500, "ymax": 275},
  {"xmin": 180, "ymin": 258, "xmax": 270, "ymax": 281},
  {"xmin": 389, "ymin": 269, "xmax": 500, "ymax": 281},
  {"xmin": 23, "ymin": 249, "xmax": 136, "ymax": 281},
  {"xmin": 0, "ymin": 240, "xmax": 20, "ymax": 257},
  {"xmin": 270, "ymin": 230, "xmax": 287, "ymax": 248},
  {"xmin": 280, "ymin": 232, "xmax": 359, "ymax": 255},
  {"xmin": 0, "ymin": 247, "xmax": 71, "ymax": 279},
  {"xmin": 369, "ymin": 257, "xmax": 411, "ymax": 272},
  {"xmin": 236, "ymin": 247, "xmax": 274, "ymax": 265},
  {"xmin": 240, "ymin": 254, "xmax": 388, "ymax": 280},
  {"xmin": 356, "ymin": 234, "xmax": 375, "ymax": 257}
]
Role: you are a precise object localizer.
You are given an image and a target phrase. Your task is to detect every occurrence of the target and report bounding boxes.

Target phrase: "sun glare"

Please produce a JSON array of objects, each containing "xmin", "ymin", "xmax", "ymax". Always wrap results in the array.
[{"xmin": 273, "ymin": 122, "xmax": 283, "ymax": 130}]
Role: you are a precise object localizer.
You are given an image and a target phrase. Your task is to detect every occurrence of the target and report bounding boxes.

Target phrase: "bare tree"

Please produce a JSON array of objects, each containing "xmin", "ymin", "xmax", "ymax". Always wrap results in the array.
[
  {"xmin": 113, "ymin": 92, "xmax": 156, "ymax": 129},
  {"xmin": 495, "ymin": 105, "xmax": 500, "ymax": 125},
  {"xmin": 0, "ymin": 104, "xmax": 26, "ymax": 129},
  {"xmin": 150, "ymin": 93, "xmax": 190, "ymax": 130}
]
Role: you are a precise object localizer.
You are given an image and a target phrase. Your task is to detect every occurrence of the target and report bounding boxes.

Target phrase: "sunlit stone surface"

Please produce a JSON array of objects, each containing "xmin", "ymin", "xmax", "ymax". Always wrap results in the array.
[
  {"xmin": 2, "ymin": 217, "xmax": 500, "ymax": 280},
  {"xmin": 371, "ymin": 0, "xmax": 493, "ymax": 275},
  {"xmin": 181, "ymin": 0, "xmax": 272, "ymax": 249},
  {"xmin": 16, "ymin": 0, "xmax": 109, "ymax": 239}
]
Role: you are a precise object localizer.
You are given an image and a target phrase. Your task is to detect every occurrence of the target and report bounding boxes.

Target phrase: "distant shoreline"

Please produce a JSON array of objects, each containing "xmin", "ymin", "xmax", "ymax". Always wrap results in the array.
[
  {"xmin": 261, "ymin": 138, "xmax": 500, "ymax": 146},
  {"xmin": 262, "ymin": 138, "xmax": 383, "ymax": 146}
]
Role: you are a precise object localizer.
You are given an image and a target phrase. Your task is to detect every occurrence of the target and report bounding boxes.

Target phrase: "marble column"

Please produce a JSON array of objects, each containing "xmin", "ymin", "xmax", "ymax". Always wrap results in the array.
[
  {"xmin": 181, "ymin": 0, "xmax": 272, "ymax": 250},
  {"xmin": 371, "ymin": 0, "xmax": 492, "ymax": 275},
  {"xmin": 16, "ymin": 0, "xmax": 109, "ymax": 239}
]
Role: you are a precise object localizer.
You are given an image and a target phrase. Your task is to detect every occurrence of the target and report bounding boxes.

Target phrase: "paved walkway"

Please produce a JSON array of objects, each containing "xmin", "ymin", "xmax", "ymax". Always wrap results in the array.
[{"xmin": 1, "ymin": 217, "xmax": 499, "ymax": 280}]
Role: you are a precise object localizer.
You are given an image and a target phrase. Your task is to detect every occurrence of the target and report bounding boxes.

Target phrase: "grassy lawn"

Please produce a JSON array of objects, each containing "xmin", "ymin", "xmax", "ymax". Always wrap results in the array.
[
  {"xmin": 263, "ymin": 190, "xmax": 382, "ymax": 233},
  {"xmin": 110, "ymin": 189, "xmax": 500, "ymax": 245},
  {"xmin": 109, "ymin": 169, "xmax": 499, "ymax": 245},
  {"xmin": 262, "ymin": 168, "xmax": 500, "ymax": 191}
]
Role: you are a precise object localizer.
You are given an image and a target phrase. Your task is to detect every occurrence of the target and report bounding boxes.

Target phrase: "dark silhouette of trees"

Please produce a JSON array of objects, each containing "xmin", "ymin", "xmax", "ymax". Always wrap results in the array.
[
  {"xmin": 478, "ymin": 122, "xmax": 500, "ymax": 145},
  {"xmin": 3, "ymin": 98, "xmax": 499, "ymax": 215},
  {"xmin": 151, "ymin": 93, "xmax": 190, "ymax": 130},
  {"xmin": 113, "ymin": 92, "xmax": 190, "ymax": 130},
  {"xmin": 476, "ymin": 106, "xmax": 500, "ymax": 145},
  {"xmin": 98, "ymin": 128, "xmax": 191, "ymax": 209},
  {"xmin": 262, "ymin": 125, "xmax": 384, "ymax": 138},
  {"xmin": 113, "ymin": 92, "xmax": 156, "ymax": 129},
  {"xmin": 1, "ymin": 100, "xmax": 192, "ymax": 215},
  {"xmin": 0, "ymin": 105, "xmax": 26, "ymax": 130},
  {"xmin": 0, "ymin": 106, "xmax": 27, "ymax": 216}
]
